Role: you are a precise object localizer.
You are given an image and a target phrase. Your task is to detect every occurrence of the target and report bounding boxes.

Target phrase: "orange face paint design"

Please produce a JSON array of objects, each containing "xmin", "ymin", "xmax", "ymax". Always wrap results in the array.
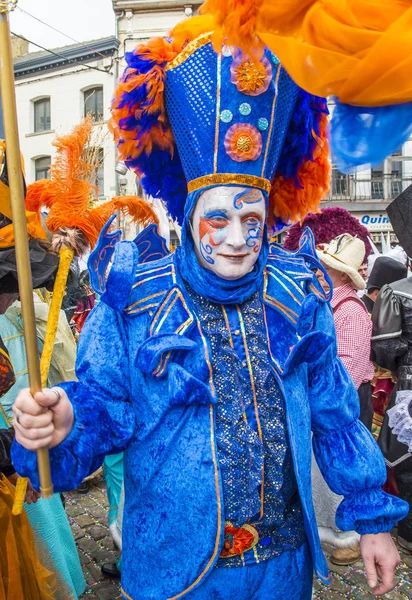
[
  {"xmin": 233, "ymin": 188, "xmax": 263, "ymax": 209},
  {"xmin": 199, "ymin": 214, "xmax": 228, "ymax": 247}
]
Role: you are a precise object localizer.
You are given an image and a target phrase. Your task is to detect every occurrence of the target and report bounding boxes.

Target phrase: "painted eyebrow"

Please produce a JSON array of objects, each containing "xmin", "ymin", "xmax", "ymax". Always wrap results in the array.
[
  {"xmin": 203, "ymin": 209, "xmax": 228, "ymax": 218},
  {"xmin": 241, "ymin": 212, "xmax": 264, "ymax": 219}
]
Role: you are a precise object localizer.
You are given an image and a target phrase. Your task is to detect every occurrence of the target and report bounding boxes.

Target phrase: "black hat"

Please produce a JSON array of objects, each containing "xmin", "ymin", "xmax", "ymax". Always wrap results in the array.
[
  {"xmin": 387, "ymin": 184, "xmax": 412, "ymax": 258},
  {"xmin": 0, "ymin": 239, "xmax": 59, "ymax": 294},
  {"xmin": 0, "ymin": 136, "xmax": 59, "ymax": 295},
  {"xmin": 367, "ymin": 256, "xmax": 407, "ymax": 292}
]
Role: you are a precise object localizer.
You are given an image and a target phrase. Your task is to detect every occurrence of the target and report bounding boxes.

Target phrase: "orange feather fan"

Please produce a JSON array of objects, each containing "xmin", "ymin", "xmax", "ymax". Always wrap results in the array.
[
  {"xmin": 109, "ymin": 37, "xmax": 182, "ymax": 164},
  {"xmin": 268, "ymin": 112, "xmax": 330, "ymax": 226},
  {"xmin": 91, "ymin": 196, "xmax": 159, "ymax": 234},
  {"xmin": 26, "ymin": 117, "xmax": 159, "ymax": 252}
]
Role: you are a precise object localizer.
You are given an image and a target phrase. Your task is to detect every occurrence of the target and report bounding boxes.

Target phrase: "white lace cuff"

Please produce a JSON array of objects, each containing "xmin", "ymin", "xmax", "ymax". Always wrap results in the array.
[{"xmin": 387, "ymin": 391, "xmax": 412, "ymax": 452}]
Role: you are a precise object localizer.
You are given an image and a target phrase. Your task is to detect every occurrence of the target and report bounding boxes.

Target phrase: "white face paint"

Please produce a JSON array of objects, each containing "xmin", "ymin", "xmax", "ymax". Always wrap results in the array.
[{"xmin": 191, "ymin": 186, "xmax": 266, "ymax": 280}]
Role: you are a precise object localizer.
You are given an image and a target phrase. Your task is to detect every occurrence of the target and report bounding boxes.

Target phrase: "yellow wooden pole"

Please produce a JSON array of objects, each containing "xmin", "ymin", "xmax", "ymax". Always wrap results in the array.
[
  {"xmin": 40, "ymin": 247, "xmax": 74, "ymax": 387},
  {"xmin": 0, "ymin": 1, "xmax": 53, "ymax": 498}
]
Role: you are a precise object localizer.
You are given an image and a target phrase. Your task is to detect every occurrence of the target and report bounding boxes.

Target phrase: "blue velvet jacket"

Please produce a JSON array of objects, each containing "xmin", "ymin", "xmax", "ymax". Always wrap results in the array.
[{"xmin": 12, "ymin": 232, "xmax": 408, "ymax": 600}]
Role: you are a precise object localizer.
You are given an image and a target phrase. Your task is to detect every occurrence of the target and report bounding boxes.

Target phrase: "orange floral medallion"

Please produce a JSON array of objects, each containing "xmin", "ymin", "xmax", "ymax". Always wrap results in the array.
[
  {"xmin": 224, "ymin": 123, "xmax": 262, "ymax": 163},
  {"xmin": 230, "ymin": 55, "xmax": 273, "ymax": 97}
]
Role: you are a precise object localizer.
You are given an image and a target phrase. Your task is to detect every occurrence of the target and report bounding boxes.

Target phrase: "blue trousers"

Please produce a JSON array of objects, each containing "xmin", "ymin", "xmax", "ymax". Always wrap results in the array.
[{"xmin": 188, "ymin": 542, "xmax": 312, "ymax": 599}]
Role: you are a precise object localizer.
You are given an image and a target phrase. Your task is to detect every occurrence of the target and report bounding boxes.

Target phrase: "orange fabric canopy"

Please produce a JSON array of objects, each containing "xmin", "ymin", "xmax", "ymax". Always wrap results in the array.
[{"xmin": 182, "ymin": 0, "xmax": 412, "ymax": 106}]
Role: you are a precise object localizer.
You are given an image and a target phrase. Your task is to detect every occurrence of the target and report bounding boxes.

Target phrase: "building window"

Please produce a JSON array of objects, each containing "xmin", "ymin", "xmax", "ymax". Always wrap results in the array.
[
  {"xmin": 331, "ymin": 166, "xmax": 349, "ymax": 197},
  {"xmin": 391, "ymin": 150, "xmax": 402, "ymax": 199},
  {"xmin": 83, "ymin": 86, "xmax": 103, "ymax": 122},
  {"xmin": 371, "ymin": 162, "xmax": 384, "ymax": 200},
  {"xmin": 97, "ymin": 148, "xmax": 104, "ymax": 195},
  {"xmin": 170, "ymin": 230, "xmax": 180, "ymax": 250},
  {"xmin": 34, "ymin": 98, "xmax": 51, "ymax": 132},
  {"xmin": 35, "ymin": 156, "xmax": 51, "ymax": 180}
]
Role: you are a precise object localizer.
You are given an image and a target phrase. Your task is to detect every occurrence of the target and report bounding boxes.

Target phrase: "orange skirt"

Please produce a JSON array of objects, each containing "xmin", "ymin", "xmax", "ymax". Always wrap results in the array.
[{"xmin": 0, "ymin": 475, "xmax": 57, "ymax": 600}]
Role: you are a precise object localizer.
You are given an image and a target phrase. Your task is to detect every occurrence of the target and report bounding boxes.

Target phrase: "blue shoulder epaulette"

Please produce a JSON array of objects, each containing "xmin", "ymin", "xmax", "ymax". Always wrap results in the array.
[
  {"xmin": 133, "ymin": 223, "xmax": 170, "ymax": 264},
  {"xmin": 88, "ymin": 216, "xmax": 171, "ymax": 312}
]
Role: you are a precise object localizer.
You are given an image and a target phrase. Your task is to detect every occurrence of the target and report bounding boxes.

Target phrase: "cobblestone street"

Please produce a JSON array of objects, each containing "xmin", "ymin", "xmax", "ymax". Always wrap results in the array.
[{"xmin": 67, "ymin": 476, "xmax": 412, "ymax": 600}]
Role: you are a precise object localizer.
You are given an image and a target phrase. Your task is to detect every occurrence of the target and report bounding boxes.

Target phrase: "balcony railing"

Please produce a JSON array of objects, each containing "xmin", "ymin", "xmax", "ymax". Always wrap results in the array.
[{"xmin": 326, "ymin": 175, "xmax": 412, "ymax": 202}]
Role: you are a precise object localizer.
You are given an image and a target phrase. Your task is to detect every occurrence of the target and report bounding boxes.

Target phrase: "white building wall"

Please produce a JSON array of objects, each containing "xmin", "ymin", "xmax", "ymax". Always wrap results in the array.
[
  {"xmin": 15, "ymin": 60, "xmax": 117, "ymax": 199},
  {"xmin": 115, "ymin": 1, "xmax": 202, "ymax": 49},
  {"xmin": 113, "ymin": 1, "xmax": 201, "ymax": 206}
]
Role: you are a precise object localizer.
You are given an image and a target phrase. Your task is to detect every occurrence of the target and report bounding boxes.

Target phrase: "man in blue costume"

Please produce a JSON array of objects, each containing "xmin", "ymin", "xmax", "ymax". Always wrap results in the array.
[{"xmin": 11, "ymin": 30, "xmax": 408, "ymax": 600}]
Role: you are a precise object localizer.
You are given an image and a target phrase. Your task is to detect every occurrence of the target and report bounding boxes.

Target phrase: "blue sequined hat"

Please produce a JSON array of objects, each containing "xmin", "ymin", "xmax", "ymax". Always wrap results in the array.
[
  {"xmin": 164, "ymin": 33, "xmax": 298, "ymax": 196},
  {"xmin": 111, "ymin": 30, "xmax": 329, "ymax": 227}
]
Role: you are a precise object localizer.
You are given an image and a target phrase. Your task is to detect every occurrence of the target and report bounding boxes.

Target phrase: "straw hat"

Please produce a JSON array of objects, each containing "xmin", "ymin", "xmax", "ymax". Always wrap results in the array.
[{"xmin": 317, "ymin": 233, "xmax": 367, "ymax": 290}]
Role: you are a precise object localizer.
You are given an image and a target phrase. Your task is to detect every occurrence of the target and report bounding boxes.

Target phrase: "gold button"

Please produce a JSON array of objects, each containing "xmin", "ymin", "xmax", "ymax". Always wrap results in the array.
[
  {"xmin": 234, "ymin": 329, "xmax": 240, "ymax": 336},
  {"xmin": 236, "ymin": 135, "xmax": 252, "ymax": 152}
]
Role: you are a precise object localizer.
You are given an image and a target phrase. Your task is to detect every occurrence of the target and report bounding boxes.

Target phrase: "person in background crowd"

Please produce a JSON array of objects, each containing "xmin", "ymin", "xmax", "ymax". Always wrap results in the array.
[
  {"xmin": 0, "ymin": 360, "xmax": 57, "ymax": 599},
  {"xmin": 358, "ymin": 262, "xmax": 368, "ymax": 284},
  {"xmin": 63, "ymin": 266, "xmax": 96, "ymax": 340},
  {"xmin": 317, "ymin": 234, "xmax": 374, "ymax": 431},
  {"xmin": 315, "ymin": 233, "xmax": 374, "ymax": 566},
  {"xmin": 0, "ymin": 290, "xmax": 86, "ymax": 598},
  {"xmin": 357, "ymin": 262, "xmax": 369, "ymax": 298},
  {"xmin": 363, "ymin": 257, "xmax": 407, "ymax": 315},
  {"xmin": 71, "ymin": 270, "xmax": 96, "ymax": 338},
  {"xmin": 362, "ymin": 257, "xmax": 408, "ymax": 443},
  {"xmin": 372, "ymin": 274, "xmax": 412, "ymax": 554},
  {"xmin": 0, "ymin": 183, "xmax": 85, "ymax": 597},
  {"xmin": 101, "ymin": 452, "xmax": 124, "ymax": 579}
]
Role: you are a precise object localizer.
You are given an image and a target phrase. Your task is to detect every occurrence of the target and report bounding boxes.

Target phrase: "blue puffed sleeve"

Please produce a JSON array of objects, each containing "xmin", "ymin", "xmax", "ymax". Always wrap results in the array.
[
  {"xmin": 12, "ymin": 302, "xmax": 138, "ymax": 492},
  {"xmin": 309, "ymin": 302, "xmax": 408, "ymax": 534}
]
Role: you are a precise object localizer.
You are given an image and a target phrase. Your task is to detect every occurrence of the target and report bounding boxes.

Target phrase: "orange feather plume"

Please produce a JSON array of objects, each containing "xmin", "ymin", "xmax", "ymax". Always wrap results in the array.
[
  {"xmin": 109, "ymin": 37, "xmax": 182, "ymax": 163},
  {"xmin": 268, "ymin": 113, "xmax": 330, "ymax": 226},
  {"xmin": 200, "ymin": 0, "xmax": 264, "ymax": 52},
  {"xmin": 92, "ymin": 196, "xmax": 159, "ymax": 231},
  {"xmin": 25, "ymin": 117, "xmax": 159, "ymax": 253}
]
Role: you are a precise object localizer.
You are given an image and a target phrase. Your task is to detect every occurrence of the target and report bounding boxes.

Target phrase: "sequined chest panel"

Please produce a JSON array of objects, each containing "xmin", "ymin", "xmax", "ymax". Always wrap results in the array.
[{"xmin": 186, "ymin": 287, "xmax": 306, "ymax": 567}]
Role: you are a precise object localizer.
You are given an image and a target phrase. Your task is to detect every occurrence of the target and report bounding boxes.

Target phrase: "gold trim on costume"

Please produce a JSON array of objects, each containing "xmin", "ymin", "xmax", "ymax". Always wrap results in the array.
[
  {"xmin": 121, "ymin": 587, "xmax": 133, "ymax": 600},
  {"xmin": 309, "ymin": 282, "xmax": 327, "ymax": 300},
  {"xmin": 125, "ymin": 292, "xmax": 166, "ymax": 314},
  {"xmin": 267, "ymin": 267, "xmax": 305, "ymax": 304},
  {"xmin": 187, "ymin": 174, "xmax": 271, "ymax": 193},
  {"xmin": 263, "ymin": 270, "xmax": 298, "ymax": 325},
  {"xmin": 168, "ymin": 323, "xmax": 221, "ymax": 600},
  {"xmin": 213, "ymin": 54, "xmax": 222, "ymax": 174},
  {"xmin": 236, "ymin": 306, "xmax": 265, "ymax": 520},
  {"xmin": 132, "ymin": 272, "xmax": 172, "ymax": 290},
  {"xmin": 133, "ymin": 262, "xmax": 173, "ymax": 281},
  {"xmin": 149, "ymin": 287, "xmax": 193, "ymax": 337},
  {"xmin": 262, "ymin": 303, "xmax": 284, "ymax": 375},
  {"xmin": 261, "ymin": 64, "xmax": 281, "ymax": 177},
  {"xmin": 166, "ymin": 32, "xmax": 213, "ymax": 71},
  {"xmin": 0, "ymin": 346, "xmax": 11, "ymax": 361},
  {"xmin": 153, "ymin": 350, "xmax": 173, "ymax": 377},
  {"xmin": 0, "ymin": 403, "xmax": 11, "ymax": 427}
]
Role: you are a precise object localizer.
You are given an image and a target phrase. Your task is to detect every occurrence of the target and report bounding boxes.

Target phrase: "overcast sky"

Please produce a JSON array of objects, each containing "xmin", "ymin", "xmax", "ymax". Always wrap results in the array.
[{"xmin": 10, "ymin": 0, "xmax": 115, "ymax": 51}]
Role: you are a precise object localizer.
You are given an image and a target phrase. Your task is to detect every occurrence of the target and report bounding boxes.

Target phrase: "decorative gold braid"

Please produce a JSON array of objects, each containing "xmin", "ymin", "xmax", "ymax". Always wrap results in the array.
[
  {"xmin": 261, "ymin": 64, "xmax": 281, "ymax": 176},
  {"xmin": 187, "ymin": 173, "xmax": 271, "ymax": 194},
  {"xmin": 166, "ymin": 32, "xmax": 213, "ymax": 70},
  {"xmin": 0, "ymin": 1, "xmax": 18, "ymax": 13},
  {"xmin": 213, "ymin": 53, "xmax": 221, "ymax": 174},
  {"xmin": 0, "ymin": 402, "xmax": 11, "ymax": 427}
]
